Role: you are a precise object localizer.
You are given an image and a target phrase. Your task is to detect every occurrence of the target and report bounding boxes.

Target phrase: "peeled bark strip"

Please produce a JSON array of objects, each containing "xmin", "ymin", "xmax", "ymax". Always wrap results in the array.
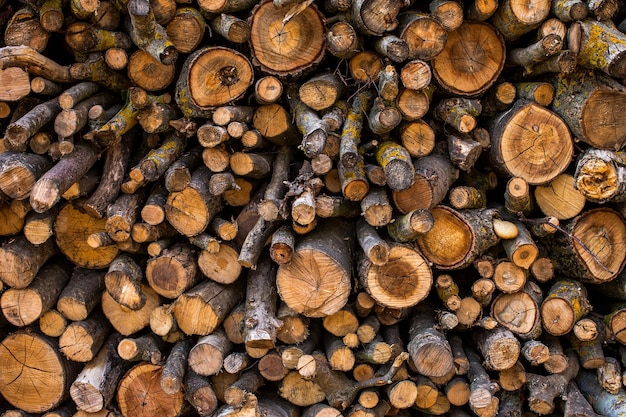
[
  {"xmin": 416, "ymin": 206, "xmax": 499, "ymax": 270},
  {"xmin": 431, "ymin": 21, "xmax": 504, "ymax": 97},
  {"xmin": 544, "ymin": 208, "xmax": 626, "ymax": 283},
  {"xmin": 276, "ymin": 219, "xmax": 353, "ymax": 318},
  {"xmin": 175, "ymin": 46, "xmax": 253, "ymax": 118},
  {"xmin": 0, "ymin": 234, "xmax": 57, "ymax": 288},
  {"xmin": 248, "ymin": 1, "xmax": 325, "ymax": 77},
  {"xmin": 117, "ymin": 363, "xmax": 186, "ymax": 417},
  {"xmin": 173, "ymin": 279, "xmax": 243, "ymax": 336},
  {"xmin": 489, "ymin": 100, "xmax": 572, "ymax": 185},
  {"xmin": 552, "ymin": 68, "xmax": 626, "ymax": 151},
  {"xmin": 70, "ymin": 334, "xmax": 128, "ymax": 413},
  {"xmin": 0, "ymin": 331, "xmax": 79, "ymax": 413}
]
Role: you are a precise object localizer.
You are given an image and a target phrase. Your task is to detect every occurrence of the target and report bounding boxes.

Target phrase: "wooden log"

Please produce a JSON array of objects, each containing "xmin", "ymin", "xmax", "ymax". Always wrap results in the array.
[
  {"xmin": 276, "ymin": 219, "xmax": 353, "ymax": 318},
  {"xmin": 146, "ymin": 243, "xmax": 199, "ymax": 299},
  {"xmin": 465, "ymin": 346, "xmax": 499, "ymax": 417},
  {"xmin": 173, "ymin": 279, "xmax": 244, "ymax": 336},
  {"xmin": 544, "ymin": 207, "xmax": 626, "ymax": 283},
  {"xmin": 473, "ymin": 326, "xmax": 520, "ymax": 371},
  {"xmin": 0, "ymin": 330, "xmax": 80, "ymax": 413},
  {"xmin": 551, "ymin": 68, "xmax": 626, "ymax": 151},
  {"xmin": 392, "ymin": 150, "xmax": 458, "ymax": 213},
  {"xmin": 0, "ymin": 234, "xmax": 57, "ymax": 288},
  {"xmin": 175, "ymin": 46, "xmax": 253, "ymax": 118},
  {"xmin": 244, "ymin": 254, "xmax": 281, "ymax": 353},
  {"xmin": 117, "ymin": 334, "xmax": 163, "ymax": 364},
  {"xmin": 358, "ymin": 242, "xmax": 432, "ymax": 309},
  {"xmin": 70, "ymin": 334, "xmax": 129, "ymax": 413},
  {"xmin": 184, "ymin": 369, "xmax": 218, "ymax": 417},
  {"xmin": 407, "ymin": 303, "xmax": 454, "ymax": 378},
  {"xmin": 160, "ymin": 338, "xmax": 191, "ymax": 395},
  {"xmin": 431, "ymin": 21, "xmax": 504, "ymax": 97},
  {"xmin": 55, "ymin": 201, "xmax": 120, "ymax": 269},
  {"xmin": 489, "ymin": 100, "xmax": 573, "ymax": 185},
  {"xmin": 117, "ymin": 363, "xmax": 186, "ymax": 417},
  {"xmin": 491, "ymin": 281, "xmax": 543, "ymax": 340},
  {"xmin": 1, "ymin": 259, "xmax": 71, "ymax": 326},
  {"xmin": 101, "ymin": 284, "xmax": 160, "ymax": 336},
  {"xmin": 526, "ymin": 351, "xmax": 580, "ymax": 414},
  {"xmin": 165, "ymin": 166, "xmax": 223, "ymax": 237}
]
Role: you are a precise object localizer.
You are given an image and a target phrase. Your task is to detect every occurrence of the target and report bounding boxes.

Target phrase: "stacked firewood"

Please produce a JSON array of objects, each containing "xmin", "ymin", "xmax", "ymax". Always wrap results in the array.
[{"xmin": 2, "ymin": 0, "xmax": 626, "ymax": 415}]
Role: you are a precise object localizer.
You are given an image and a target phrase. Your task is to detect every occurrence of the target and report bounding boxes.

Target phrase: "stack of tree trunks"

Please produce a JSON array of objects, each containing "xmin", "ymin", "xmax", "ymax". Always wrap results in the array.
[{"xmin": 2, "ymin": 0, "xmax": 626, "ymax": 415}]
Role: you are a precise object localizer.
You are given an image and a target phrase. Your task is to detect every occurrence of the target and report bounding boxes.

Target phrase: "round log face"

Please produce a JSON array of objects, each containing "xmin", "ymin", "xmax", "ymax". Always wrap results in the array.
[
  {"xmin": 491, "ymin": 292, "xmax": 537, "ymax": 336},
  {"xmin": 249, "ymin": 1, "xmax": 325, "ymax": 76},
  {"xmin": 497, "ymin": 102, "xmax": 573, "ymax": 185},
  {"xmin": 432, "ymin": 21, "xmax": 505, "ymax": 96},
  {"xmin": 0, "ymin": 332, "xmax": 69, "ymax": 413},
  {"xmin": 582, "ymin": 90, "xmax": 626, "ymax": 150},
  {"xmin": 363, "ymin": 245, "xmax": 432, "ymax": 309},
  {"xmin": 188, "ymin": 47, "xmax": 253, "ymax": 108},
  {"xmin": 54, "ymin": 202, "xmax": 119, "ymax": 269},
  {"xmin": 276, "ymin": 248, "xmax": 351, "ymax": 318},
  {"xmin": 572, "ymin": 208, "xmax": 626, "ymax": 282},
  {"xmin": 416, "ymin": 206, "xmax": 472, "ymax": 269},
  {"xmin": 117, "ymin": 363, "xmax": 185, "ymax": 417}
]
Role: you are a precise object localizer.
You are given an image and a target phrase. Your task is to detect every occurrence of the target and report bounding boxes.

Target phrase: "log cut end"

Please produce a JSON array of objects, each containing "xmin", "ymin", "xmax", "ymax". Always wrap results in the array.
[
  {"xmin": 432, "ymin": 21, "xmax": 505, "ymax": 97},
  {"xmin": 117, "ymin": 363, "xmax": 186, "ymax": 417},
  {"xmin": 249, "ymin": 1, "xmax": 326, "ymax": 77},
  {"xmin": 0, "ymin": 331, "xmax": 77, "ymax": 413},
  {"xmin": 277, "ymin": 248, "xmax": 351, "ymax": 318},
  {"xmin": 359, "ymin": 244, "xmax": 432, "ymax": 309}
]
